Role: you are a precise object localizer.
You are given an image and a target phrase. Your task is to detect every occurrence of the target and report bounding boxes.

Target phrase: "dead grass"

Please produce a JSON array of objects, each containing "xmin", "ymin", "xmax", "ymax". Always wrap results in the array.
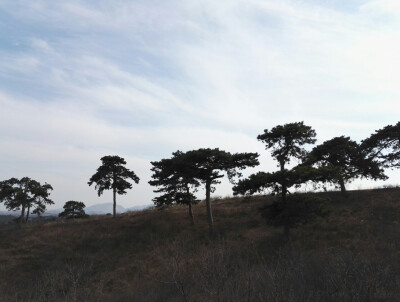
[{"xmin": 0, "ymin": 189, "xmax": 399, "ymax": 301}]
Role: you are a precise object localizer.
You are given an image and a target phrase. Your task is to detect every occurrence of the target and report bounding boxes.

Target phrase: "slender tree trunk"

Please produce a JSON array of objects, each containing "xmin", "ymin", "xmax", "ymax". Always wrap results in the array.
[
  {"xmin": 338, "ymin": 177, "xmax": 347, "ymax": 197},
  {"xmin": 280, "ymin": 160, "xmax": 287, "ymax": 201},
  {"xmin": 281, "ymin": 182, "xmax": 287, "ymax": 202},
  {"xmin": 280, "ymin": 160, "xmax": 290, "ymax": 240},
  {"xmin": 25, "ymin": 204, "xmax": 31, "ymax": 223},
  {"xmin": 186, "ymin": 186, "xmax": 195, "ymax": 225},
  {"xmin": 113, "ymin": 188, "xmax": 116, "ymax": 218},
  {"xmin": 188, "ymin": 200, "xmax": 194, "ymax": 225},
  {"xmin": 19, "ymin": 204, "xmax": 26, "ymax": 225},
  {"xmin": 205, "ymin": 180, "xmax": 214, "ymax": 237},
  {"xmin": 281, "ymin": 185, "xmax": 290, "ymax": 239},
  {"xmin": 112, "ymin": 172, "xmax": 117, "ymax": 218}
]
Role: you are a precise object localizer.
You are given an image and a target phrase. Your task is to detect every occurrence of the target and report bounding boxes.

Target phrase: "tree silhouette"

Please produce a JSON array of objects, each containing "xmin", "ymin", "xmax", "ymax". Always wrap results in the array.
[
  {"xmin": 59, "ymin": 201, "xmax": 88, "ymax": 219},
  {"xmin": 181, "ymin": 148, "xmax": 259, "ymax": 236},
  {"xmin": 256, "ymin": 121, "xmax": 316, "ymax": 201},
  {"xmin": 25, "ymin": 181, "xmax": 54, "ymax": 223},
  {"xmin": 0, "ymin": 177, "xmax": 53, "ymax": 224},
  {"xmin": 233, "ymin": 122, "xmax": 317, "ymax": 237},
  {"xmin": 304, "ymin": 136, "xmax": 386, "ymax": 195},
  {"xmin": 88, "ymin": 155, "xmax": 140, "ymax": 218},
  {"xmin": 361, "ymin": 121, "xmax": 400, "ymax": 169},
  {"xmin": 149, "ymin": 151, "xmax": 200, "ymax": 225},
  {"xmin": 233, "ymin": 165, "xmax": 329, "ymax": 198}
]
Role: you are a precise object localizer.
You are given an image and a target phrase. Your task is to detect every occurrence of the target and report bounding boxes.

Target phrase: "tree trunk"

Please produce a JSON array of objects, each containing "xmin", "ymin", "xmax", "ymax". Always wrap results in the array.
[
  {"xmin": 19, "ymin": 204, "xmax": 26, "ymax": 225},
  {"xmin": 113, "ymin": 188, "xmax": 117, "ymax": 218},
  {"xmin": 282, "ymin": 192, "xmax": 290, "ymax": 240},
  {"xmin": 25, "ymin": 204, "xmax": 31, "ymax": 223},
  {"xmin": 280, "ymin": 160, "xmax": 290, "ymax": 239},
  {"xmin": 72, "ymin": 205, "xmax": 77, "ymax": 219},
  {"xmin": 338, "ymin": 177, "xmax": 347, "ymax": 197},
  {"xmin": 280, "ymin": 160, "xmax": 287, "ymax": 201},
  {"xmin": 188, "ymin": 200, "xmax": 194, "ymax": 225},
  {"xmin": 205, "ymin": 180, "xmax": 214, "ymax": 237},
  {"xmin": 281, "ymin": 182, "xmax": 287, "ymax": 202},
  {"xmin": 186, "ymin": 186, "xmax": 195, "ymax": 225}
]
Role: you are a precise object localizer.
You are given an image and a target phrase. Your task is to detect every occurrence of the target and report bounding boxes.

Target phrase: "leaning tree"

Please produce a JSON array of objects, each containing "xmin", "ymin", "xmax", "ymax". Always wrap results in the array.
[
  {"xmin": 149, "ymin": 151, "xmax": 200, "ymax": 225},
  {"xmin": 304, "ymin": 136, "xmax": 386, "ymax": 196},
  {"xmin": 181, "ymin": 148, "xmax": 259, "ymax": 236},
  {"xmin": 361, "ymin": 121, "xmax": 400, "ymax": 169},
  {"xmin": 88, "ymin": 155, "xmax": 140, "ymax": 218},
  {"xmin": 0, "ymin": 177, "xmax": 53, "ymax": 224},
  {"xmin": 233, "ymin": 122, "xmax": 318, "ymax": 237}
]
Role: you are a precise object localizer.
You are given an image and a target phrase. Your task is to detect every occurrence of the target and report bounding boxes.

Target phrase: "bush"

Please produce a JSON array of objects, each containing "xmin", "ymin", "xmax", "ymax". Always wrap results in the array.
[{"xmin": 261, "ymin": 193, "xmax": 330, "ymax": 228}]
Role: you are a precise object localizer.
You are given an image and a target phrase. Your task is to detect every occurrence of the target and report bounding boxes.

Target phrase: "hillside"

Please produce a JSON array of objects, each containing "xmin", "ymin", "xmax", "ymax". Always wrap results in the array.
[{"xmin": 0, "ymin": 188, "xmax": 399, "ymax": 301}]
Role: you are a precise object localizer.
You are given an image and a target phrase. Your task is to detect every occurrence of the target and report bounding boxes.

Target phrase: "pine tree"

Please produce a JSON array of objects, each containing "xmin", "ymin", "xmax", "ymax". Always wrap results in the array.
[
  {"xmin": 180, "ymin": 148, "xmax": 259, "ymax": 236},
  {"xmin": 88, "ymin": 155, "xmax": 140, "ymax": 218},
  {"xmin": 234, "ymin": 122, "xmax": 317, "ymax": 237},
  {"xmin": 149, "ymin": 151, "xmax": 200, "ymax": 225},
  {"xmin": 305, "ymin": 136, "xmax": 386, "ymax": 195}
]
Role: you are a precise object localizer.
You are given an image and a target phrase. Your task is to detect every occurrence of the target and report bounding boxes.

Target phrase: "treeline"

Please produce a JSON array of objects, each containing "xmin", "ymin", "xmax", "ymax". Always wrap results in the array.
[
  {"xmin": 148, "ymin": 121, "xmax": 399, "ymax": 237},
  {"xmin": 0, "ymin": 121, "xmax": 399, "ymax": 234}
]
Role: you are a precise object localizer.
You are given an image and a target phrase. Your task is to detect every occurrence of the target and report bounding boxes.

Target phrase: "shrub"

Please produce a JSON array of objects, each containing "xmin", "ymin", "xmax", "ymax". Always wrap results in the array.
[{"xmin": 261, "ymin": 193, "xmax": 330, "ymax": 228}]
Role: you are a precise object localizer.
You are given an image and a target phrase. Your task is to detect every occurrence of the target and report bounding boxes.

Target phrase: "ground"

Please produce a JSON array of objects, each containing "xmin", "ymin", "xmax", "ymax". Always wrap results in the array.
[{"xmin": 0, "ymin": 188, "xmax": 399, "ymax": 301}]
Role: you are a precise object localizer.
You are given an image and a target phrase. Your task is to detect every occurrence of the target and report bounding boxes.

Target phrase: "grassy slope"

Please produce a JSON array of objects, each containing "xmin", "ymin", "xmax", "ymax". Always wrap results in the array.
[{"xmin": 0, "ymin": 188, "xmax": 399, "ymax": 301}]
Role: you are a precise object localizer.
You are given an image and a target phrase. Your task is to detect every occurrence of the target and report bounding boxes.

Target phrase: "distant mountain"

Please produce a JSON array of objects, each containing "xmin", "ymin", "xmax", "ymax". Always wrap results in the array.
[
  {"xmin": 43, "ymin": 209, "xmax": 62, "ymax": 216},
  {"xmin": 0, "ymin": 210, "xmax": 20, "ymax": 216},
  {"xmin": 126, "ymin": 204, "xmax": 153, "ymax": 212},
  {"xmin": 85, "ymin": 203, "xmax": 127, "ymax": 215},
  {"xmin": 85, "ymin": 203, "xmax": 153, "ymax": 214}
]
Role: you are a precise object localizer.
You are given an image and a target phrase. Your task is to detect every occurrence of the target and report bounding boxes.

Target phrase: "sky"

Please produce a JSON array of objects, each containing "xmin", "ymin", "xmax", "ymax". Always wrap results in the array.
[{"xmin": 1, "ymin": 0, "xmax": 400, "ymax": 210}]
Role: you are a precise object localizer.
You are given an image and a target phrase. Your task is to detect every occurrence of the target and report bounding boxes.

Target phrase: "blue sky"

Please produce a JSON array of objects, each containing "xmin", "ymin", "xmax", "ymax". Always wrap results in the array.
[{"xmin": 1, "ymin": 0, "xmax": 400, "ymax": 210}]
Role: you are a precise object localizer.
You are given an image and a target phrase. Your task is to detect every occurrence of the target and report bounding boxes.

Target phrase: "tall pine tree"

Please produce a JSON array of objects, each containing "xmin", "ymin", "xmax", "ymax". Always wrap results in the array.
[{"xmin": 88, "ymin": 155, "xmax": 140, "ymax": 218}]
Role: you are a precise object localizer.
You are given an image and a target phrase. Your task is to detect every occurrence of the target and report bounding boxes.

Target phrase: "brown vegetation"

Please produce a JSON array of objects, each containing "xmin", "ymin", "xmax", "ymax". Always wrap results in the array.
[{"xmin": 0, "ymin": 188, "xmax": 399, "ymax": 301}]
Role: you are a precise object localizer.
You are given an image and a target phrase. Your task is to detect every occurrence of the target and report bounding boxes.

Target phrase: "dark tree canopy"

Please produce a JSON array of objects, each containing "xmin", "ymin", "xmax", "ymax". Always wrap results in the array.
[
  {"xmin": 238, "ymin": 122, "xmax": 317, "ymax": 202},
  {"xmin": 88, "ymin": 155, "xmax": 139, "ymax": 218},
  {"xmin": 59, "ymin": 201, "xmax": 88, "ymax": 219},
  {"xmin": 88, "ymin": 156, "xmax": 140, "ymax": 196},
  {"xmin": 28, "ymin": 182, "xmax": 54, "ymax": 221},
  {"xmin": 233, "ymin": 165, "xmax": 331, "ymax": 238},
  {"xmin": 257, "ymin": 121, "xmax": 317, "ymax": 169},
  {"xmin": 149, "ymin": 151, "xmax": 200, "ymax": 224},
  {"xmin": 233, "ymin": 165, "xmax": 330, "ymax": 196},
  {"xmin": 0, "ymin": 177, "xmax": 53, "ymax": 224},
  {"xmin": 151, "ymin": 191, "xmax": 197, "ymax": 208},
  {"xmin": 305, "ymin": 136, "xmax": 386, "ymax": 194},
  {"xmin": 179, "ymin": 148, "xmax": 259, "ymax": 235},
  {"xmin": 234, "ymin": 122, "xmax": 318, "ymax": 238},
  {"xmin": 361, "ymin": 122, "xmax": 400, "ymax": 169},
  {"xmin": 180, "ymin": 148, "xmax": 260, "ymax": 184}
]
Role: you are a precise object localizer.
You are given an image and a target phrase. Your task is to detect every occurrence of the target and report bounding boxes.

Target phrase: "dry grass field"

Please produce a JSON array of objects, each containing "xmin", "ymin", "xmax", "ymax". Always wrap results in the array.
[{"xmin": 0, "ymin": 188, "xmax": 399, "ymax": 301}]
